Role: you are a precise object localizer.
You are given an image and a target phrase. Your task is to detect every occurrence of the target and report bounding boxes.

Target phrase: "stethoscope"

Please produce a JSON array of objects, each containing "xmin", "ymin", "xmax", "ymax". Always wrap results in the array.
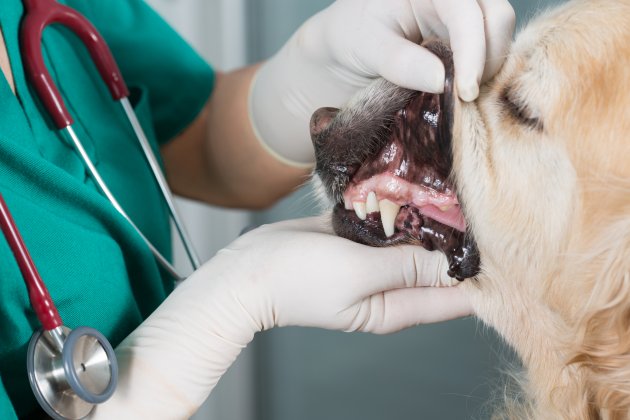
[
  {"xmin": 0, "ymin": 194, "xmax": 117, "ymax": 420},
  {"xmin": 0, "ymin": 0, "xmax": 204, "ymax": 418}
]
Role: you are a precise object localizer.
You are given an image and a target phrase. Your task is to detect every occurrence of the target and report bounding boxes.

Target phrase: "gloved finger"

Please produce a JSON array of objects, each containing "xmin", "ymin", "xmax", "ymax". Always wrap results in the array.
[
  {"xmin": 351, "ymin": 286, "xmax": 473, "ymax": 334},
  {"xmin": 365, "ymin": 33, "xmax": 446, "ymax": 93},
  {"xmin": 349, "ymin": 245, "xmax": 455, "ymax": 296},
  {"xmin": 477, "ymin": 0, "xmax": 516, "ymax": 82},
  {"xmin": 433, "ymin": 0, "xmax": 486, "ymax": 101}
]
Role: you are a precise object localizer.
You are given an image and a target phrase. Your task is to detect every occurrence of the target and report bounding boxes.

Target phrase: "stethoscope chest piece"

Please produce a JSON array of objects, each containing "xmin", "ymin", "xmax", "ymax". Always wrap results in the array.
[{"xmin": 27, "ymin": 326, "xmax": 118, "ymax": 420}]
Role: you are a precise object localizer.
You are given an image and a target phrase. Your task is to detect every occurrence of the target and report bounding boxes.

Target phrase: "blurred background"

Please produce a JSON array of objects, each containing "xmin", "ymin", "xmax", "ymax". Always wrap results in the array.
[{"xmin": 144, "ymin": 1, "xmax": 565, "ymax": 419}]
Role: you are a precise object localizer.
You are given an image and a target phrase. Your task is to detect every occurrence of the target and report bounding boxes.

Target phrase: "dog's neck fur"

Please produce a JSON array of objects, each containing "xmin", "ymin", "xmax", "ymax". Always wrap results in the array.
[{"xmin": 468, "ymin": 279, "xmax": 588, "ymax": 419}]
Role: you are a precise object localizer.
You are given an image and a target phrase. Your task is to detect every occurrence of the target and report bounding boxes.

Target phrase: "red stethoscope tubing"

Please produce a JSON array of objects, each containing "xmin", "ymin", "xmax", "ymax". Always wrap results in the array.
[
  {"xmin": 0, "ymin": 193, "xmax": 61, "ymax": 331},
  {"xmin": 20, "ymin": 0, "xmax": 128, "ymax": 129}
]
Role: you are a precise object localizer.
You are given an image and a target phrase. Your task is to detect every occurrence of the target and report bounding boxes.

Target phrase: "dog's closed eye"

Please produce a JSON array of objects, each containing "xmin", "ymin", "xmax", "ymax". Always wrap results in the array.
[{"xmin": 500, "ymin": 86, "xmax": 543, "ymax": 131}]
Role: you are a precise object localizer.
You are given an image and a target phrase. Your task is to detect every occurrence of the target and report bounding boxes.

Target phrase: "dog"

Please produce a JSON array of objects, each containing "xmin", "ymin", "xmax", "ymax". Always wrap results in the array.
[{"xmin": 310, "ymin": 0, "xmax": 630, "ymax": 418}]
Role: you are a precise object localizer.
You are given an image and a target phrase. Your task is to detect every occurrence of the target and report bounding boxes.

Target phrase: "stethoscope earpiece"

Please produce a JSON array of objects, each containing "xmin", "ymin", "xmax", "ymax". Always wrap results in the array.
[
  {"xmin": 20, "ymin": 0, "xmax": 199, "ymax": 280},
  {"xmin": 27, "ymin": 326, "xmax": 118, "ymax": 420}
]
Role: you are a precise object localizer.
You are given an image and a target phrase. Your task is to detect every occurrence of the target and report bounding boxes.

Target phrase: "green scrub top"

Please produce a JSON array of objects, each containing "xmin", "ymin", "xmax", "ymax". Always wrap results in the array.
[{"xmin": 0, "ymin": 0, "xmax": 215, "ymax": 417}]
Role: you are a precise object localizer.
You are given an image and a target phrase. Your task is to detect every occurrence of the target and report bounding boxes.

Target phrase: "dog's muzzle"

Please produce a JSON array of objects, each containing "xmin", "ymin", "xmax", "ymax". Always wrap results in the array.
[{"xmin": 310, "ymin": 41, "xmax": 480, "ymax": 281}]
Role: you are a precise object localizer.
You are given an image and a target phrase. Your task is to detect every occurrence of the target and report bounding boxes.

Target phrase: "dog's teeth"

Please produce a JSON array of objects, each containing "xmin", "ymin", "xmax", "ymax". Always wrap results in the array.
[
  {"xmin": 379, "ymin": 199, "xmax": 400, "ymax": 238},
  {"xmin": 366, "ymin": 192, "xmax": 379, "ymax": 213},
  {"xmin": 439, "ymin": 205, "xmax": 453, "ymax": 212},
  {"xmin": 353, "ymin": 202, "xmax": 367, "ymax": 220}
]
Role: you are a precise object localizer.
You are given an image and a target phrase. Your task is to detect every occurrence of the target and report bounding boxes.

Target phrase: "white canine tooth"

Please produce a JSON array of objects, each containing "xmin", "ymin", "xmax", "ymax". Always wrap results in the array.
[
  {"xmin": 379, "ymin": 199, "xmax": 401, "ymax": 238},
  {"xmin": 366, "ymin": 192, "xmax": 379, "ymax": 213},
  {"xmin": 353, "ymin": 202, "xmax": 367, "ymax": 220},
  {"xmin": 439, "ymin": 205, "xmax": 453, "ymax": 212}
]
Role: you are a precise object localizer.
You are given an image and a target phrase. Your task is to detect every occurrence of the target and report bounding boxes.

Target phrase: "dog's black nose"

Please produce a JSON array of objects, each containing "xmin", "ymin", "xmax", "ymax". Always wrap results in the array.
[{"xmin": 310, "ymin": 107, "xmax": 339, "ymax": 146}]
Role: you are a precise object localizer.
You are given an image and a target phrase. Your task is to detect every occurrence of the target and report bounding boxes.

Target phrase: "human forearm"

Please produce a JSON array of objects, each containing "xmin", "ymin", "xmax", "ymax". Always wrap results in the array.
[{"xmin": 161, "ymin": 65, "xmax": 311, "ymax": 209}]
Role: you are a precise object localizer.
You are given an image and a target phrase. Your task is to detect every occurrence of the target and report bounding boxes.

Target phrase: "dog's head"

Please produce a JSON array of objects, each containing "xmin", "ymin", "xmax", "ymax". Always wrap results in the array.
[{"xmin": 312, "ymin": 0, "xmax": 630, "ymax": 416}]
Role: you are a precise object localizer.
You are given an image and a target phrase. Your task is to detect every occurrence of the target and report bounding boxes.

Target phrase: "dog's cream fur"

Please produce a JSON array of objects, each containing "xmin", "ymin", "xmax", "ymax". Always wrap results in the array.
[{"xmin": 454, "ymin": 1, "xmax": 630, "ymax": 418}]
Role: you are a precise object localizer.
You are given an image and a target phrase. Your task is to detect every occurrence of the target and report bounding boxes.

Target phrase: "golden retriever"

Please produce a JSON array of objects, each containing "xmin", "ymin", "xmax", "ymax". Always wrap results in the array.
[{"xmin": 311, "ymin": 1, "xmax": 630, "ymax": 418}]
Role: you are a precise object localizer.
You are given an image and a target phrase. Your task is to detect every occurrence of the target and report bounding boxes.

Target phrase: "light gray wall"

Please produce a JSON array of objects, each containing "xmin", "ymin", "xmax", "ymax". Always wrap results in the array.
[
  {"xmin": 246, "ymin": 1, "xmax": 568, "ymax": 420},
  {"xmin": 513, "ymin": 0, "xmax": 566, "ymax": 28}
]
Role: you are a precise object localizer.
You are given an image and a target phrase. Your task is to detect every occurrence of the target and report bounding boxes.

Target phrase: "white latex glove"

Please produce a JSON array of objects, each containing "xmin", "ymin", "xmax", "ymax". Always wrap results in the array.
[
  {"xmin": 90, "ymin": 216, "xmax": 471, "ymax": 419},
  {"xmin": 250, "ymin": 0, "xmax": 516, "ymax": 166}
]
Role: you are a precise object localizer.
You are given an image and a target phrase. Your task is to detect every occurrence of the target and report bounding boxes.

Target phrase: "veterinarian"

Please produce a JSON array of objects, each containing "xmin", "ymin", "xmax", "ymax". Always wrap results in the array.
[{"xmin": 0, "ymin": 0, "xmax": 515, "ymax": 418}]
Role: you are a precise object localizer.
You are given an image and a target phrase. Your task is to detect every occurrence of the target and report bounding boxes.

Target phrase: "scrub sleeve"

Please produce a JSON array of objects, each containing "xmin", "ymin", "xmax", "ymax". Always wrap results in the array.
[{"xmin": 0, "ymin": 0, "xmax": 215, "ymax": 417}]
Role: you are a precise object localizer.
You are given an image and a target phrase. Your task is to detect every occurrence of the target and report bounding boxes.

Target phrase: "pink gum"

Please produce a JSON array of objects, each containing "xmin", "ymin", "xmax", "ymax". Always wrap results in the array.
[{"xmin": 343, "ymin": 173, "xmax": 459, "ymax": 209}]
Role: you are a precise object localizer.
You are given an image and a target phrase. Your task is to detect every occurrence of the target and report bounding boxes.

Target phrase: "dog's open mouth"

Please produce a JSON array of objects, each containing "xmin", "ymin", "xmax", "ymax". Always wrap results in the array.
[{"xmin": 311, "ymin": 41, "xmax": 480, "ymax": 280}]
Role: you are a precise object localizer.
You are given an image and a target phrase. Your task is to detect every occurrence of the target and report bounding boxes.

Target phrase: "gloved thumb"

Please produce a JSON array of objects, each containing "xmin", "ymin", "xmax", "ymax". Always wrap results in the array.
[{"xmin": 433, "ymin": 0, "xmax": 486, "ymax": 102}]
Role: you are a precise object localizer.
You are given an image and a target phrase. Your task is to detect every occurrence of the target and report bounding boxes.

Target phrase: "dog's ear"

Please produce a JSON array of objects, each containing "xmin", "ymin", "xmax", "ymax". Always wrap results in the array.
[{"xmin": 567, "ymin": 216, "xmax": 630, "ymax": 414}]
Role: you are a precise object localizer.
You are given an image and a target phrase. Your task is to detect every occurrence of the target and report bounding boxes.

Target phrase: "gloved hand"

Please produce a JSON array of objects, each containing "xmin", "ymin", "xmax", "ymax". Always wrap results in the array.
[
  {"xmin": 249, "ymin": 0, "xmax": 516, "ymax": 166},
  {"xmin": 90, "ymin": 216, "xmax": 471, "ymax": 418}
]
